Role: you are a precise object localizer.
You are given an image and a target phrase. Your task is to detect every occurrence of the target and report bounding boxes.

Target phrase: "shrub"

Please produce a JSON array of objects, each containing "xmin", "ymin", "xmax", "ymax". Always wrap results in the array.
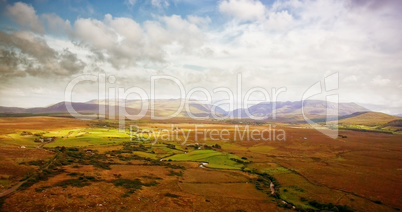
[
  {"xmin": 168, "ymin": 171, "xmax": 183, "ymax": 176},
  {"xmin": 28, "ymin": 160, "xmax": 46, "ymax": 166},
  {"xmin": 165, "ymin": 193, "xmax": 179, "ymax": 198},
  {"xmin": 308, "ymin": 200, "xmax": 354, "ymax": 212},
  {"xmin": 35, "ymin": 186, "xmax": 52, "ymax": 192},
  {"xmin": 112, "ymin": 178, "xmax": 142, "ymax": 190},
  {"xmin": 204, "ymin": 145, "xmax": 212, "ymax": 150},
  {"xmin": 90, "ymin": 160, "xmax": 110, "ymax": 169},
  {"xmin": 230, "ymin": 158, "xmax": 249, "ymax": 164},
  {"xmin": 143, "ymin": 181, "xmax": 158, "ymax": 187},
  {"xmin": 54, "ymin": 179, "xmax": 91, "ymax": 188},
  {"xmin": 212, "ymin": 144, "xmax": 221, "ymax": 149},
  {"xmin": 20, "ymin": 131, "xmax": 33, "ymax": 136},
  {"xmin": 68, "ymin": 172, "xmax": 80, "ymax": 177},
  {"xmin": 166, "ymin": 144, "xmax": 176, "ymax": 149}
]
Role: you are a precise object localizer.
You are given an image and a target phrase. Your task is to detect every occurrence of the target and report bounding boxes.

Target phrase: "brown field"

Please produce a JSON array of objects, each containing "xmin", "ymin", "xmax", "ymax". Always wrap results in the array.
[
  {"xmin": 2, "ymin": 160, "xmax": 279, "ymax": 211},
  {"xmin": 0, "ymin": 147, "xmax": 54, "ymax": 193},
  {"xmin": 338, "ymin": 112, "xmax": 400, "ymax": 126},
  {"xmin": 0, "ymin": 116, "xmax": 90, "ymax": 131},
  {"xmin": 0, "ymin": 116, "xmax": 401, "ymax": 211}
]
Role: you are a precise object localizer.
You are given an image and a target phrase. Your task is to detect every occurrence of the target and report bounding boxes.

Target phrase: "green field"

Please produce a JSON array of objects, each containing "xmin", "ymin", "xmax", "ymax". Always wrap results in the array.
[
  {"xmin": 44, "ymin": 128, "xmax": 131, "ymax": 147},
  {"xmin": 165, "ymin": 150, "xmax": 248, "ymax": 169}
]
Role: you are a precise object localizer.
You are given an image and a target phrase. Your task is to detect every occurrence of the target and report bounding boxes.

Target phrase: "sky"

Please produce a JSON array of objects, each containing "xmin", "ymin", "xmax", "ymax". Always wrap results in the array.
[{"xmin": 0, "ymin": 0, "xmax": 401, "ymax": 114}]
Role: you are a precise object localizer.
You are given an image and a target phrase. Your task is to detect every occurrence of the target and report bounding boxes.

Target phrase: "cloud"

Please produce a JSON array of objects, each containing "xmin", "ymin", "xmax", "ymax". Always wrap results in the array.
[
  {"xmin": 6, "ymin": 2, "xmax": 44, "ymax": 34},
  {"xmin": 105, "ymin": 14, "xmax": 143, "ymax": 44},
  {"xmin": 264, "ymin": 10, "xmax": 294, "ymax": 31},
  {"xmin": 0, "ymin": 48, "xmax": 28, "ymax": 79},
  {"xmin": 0, "ymin": 31, "xmax": 56, "ymax": 62},
  {"xmin": 159, "ymin": 15, "xmax": 205, "ymax": 49},
  {"xmin": 73, "ymin": 14, "xmax": 205, "ymax": 69},
  {"xmin": 0, "ymin": 31, "xmax": 85, "ymax": 80},
  {"xmin": 219, "ymin": 0, "xmax": 266, "ymax": 21},
  {"xmin": 348, "ymin": 0, "xmax": 402, "ymax": 12},
  {"xmin": 372, "ymin": 75, "xmax": 391, "ymax": 86},
  {"xmin": 151, "ymin": 0, "xmax": 169, "ymax": 9},
  {"xmin": 0, "ymin": 0, "xmax": 401, "ymax": 109},
  {"xmin": 187, "ymin": 15, "xmax": 211, "ymax": 28},
  {"xmin": 124, "ymin": 0, "xmax": 137, "ymax": 9},
  {"xmin": 343, "ymin": 75, "xmax": 358, "ymax": 83},
  {"xmin": 74, "ymin": 17, "xmax": 117, "ymax": 50},
  {"xmin": 42, "ymin": 13, "xmax": 72, "ymax": 35},
  {"xmin": 73, "ymin": 15, "xmax": 144, "ymax": 68}
]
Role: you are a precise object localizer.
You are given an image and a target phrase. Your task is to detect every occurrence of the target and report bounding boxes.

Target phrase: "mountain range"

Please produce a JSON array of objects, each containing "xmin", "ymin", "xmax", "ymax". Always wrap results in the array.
[
  {"xmin": 0, "ymin": 99, "xmax": 374, "ymax": 121},
  {"xmin": 229, "ymin": 100, "xmax": 367, "ymax": 119}
]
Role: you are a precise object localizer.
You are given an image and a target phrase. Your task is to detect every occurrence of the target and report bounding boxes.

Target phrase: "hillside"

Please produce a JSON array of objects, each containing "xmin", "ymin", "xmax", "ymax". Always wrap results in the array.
[
  {"xmin": 338, "ymin": 111, "xmax": 401, "ymax": 126},
  {"xmin": 0, "ymin": 100, "xmax": 369, "ymax": 121},
  {"xmin": 230, "ymin": 100, "xmax": 368, "ymax": 120},
  {"xmin": 0, "ymin": 99, "xmax": 227, "ymax": 118}
]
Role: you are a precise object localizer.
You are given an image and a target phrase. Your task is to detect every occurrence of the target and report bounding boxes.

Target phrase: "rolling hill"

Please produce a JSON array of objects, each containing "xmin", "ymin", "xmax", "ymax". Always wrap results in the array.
[
  {"xmin": 338, "ymin": 111, "xmax": 401, "ymax": 126},
  {"xmin": 229, "ymin": 100, "xmax": 368, "ymax": 120},
  {"xmin": 0, "ymin": 99, "xmax": 228, "ymax": 118},
  {"xmin": 0, "ymin": 99, "xmax": 371, "ymax": 121}
]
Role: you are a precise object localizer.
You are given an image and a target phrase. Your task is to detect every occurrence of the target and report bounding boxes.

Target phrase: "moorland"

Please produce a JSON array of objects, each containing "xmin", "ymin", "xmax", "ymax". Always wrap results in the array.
[{"xmin": 0, "ymin": 115, "xmax": 401, "ymax": 211}]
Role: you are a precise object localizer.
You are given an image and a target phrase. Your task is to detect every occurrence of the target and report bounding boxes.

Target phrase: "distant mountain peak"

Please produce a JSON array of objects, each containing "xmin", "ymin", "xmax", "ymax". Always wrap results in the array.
[{"xmin": 0, "ymin": 99, "xmax": 370, "ymax": 121}]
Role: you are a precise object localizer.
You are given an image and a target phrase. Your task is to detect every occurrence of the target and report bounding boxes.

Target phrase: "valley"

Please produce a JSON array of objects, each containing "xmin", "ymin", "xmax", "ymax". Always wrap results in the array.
[
  {"xmin": 1, "ymin": 0, "xmax": 401, "ymax": 211},
  {"xmin": 0, "ymin": 116, "xmax": 401, "ymax": 211}
]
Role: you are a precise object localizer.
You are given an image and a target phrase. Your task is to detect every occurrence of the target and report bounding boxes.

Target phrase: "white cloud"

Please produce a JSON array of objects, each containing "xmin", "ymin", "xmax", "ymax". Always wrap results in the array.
[
  {"xmin": 104, "ymin": 14, "xmax": 143, "ymax": 44},
  {"xmin": 42, "ymin": 14, "xmax": 72, "ymax": 35},
  {"xmin": 343, "ymin": 75, "xmax": 358, "ymax": 83},
  {"xmin": 187, "ymin": 15, "xmax": 211, "ymax": 28},
  {"xmin": 219, "ymin": 0, "xmax": 266, "ymax": 21},
  {"xmin": 74, "ymin": 17, "xmax": 117, "ymax": 50},
  {"xmin": 264, "ymin": 10, "xmax": 294, "ymax": 31},
  {"xmin": 151, "ymin": 0, "xmax": 169, "ymax": 9},
  {"xmin": 6, "ymin": 2, "xmax": 44, "ymax": 34},
  {"xmin": 160, "ymin": 15, "xmax": 205, "ymax": 49},
  {"xmin": 72, "ymin": 14, "xmax": 205, "ymax": 69},
  {"xmin": 372, "ymin": 75, "xmax": 391, "ymax": 86},
  {"xmin": 124, "ymin": 0, "xmax": 137, "ymax": 9}
]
